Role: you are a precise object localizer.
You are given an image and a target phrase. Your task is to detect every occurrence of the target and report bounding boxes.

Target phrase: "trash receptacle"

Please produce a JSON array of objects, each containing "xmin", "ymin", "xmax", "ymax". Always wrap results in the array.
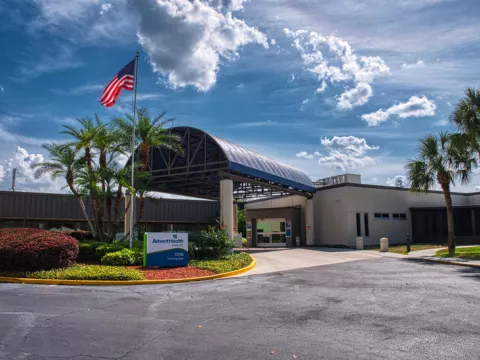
[
  {"xmin": 380, "ymin": 237, "xmax": 389, "ymax": 252},
  {"xmin": 356, "ymin": 237, "xmax": 363, "ymax": 250}
]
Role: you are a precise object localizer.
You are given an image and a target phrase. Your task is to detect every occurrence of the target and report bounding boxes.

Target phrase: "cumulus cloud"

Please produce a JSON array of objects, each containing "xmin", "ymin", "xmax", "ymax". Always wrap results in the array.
[
  {"xmin": 402, "ymin": 60, "xmax": 425, "ymax": 69},
  {"xmin": 338, "ymin": 83, "xmax": 372, "ymax": 109},
  {"xmin": 386, "ymin": 175, "xmax": 408, "ymax": 187},
  {"xmin": 284, "ymin": 29, "xmax": 390, "ymax": 109},
  {"xmin": 361, "ymin": 96, "xmax": 437, "ymax": 126},
  {"xmin": 100, "ymin": 3, "xmax": 113, "ymax": 14},
  {"xmin": 296, "ymin": 151, "xmax": 314, "ymax": 159},
  {"xmin": 0, "ymin": 147, "xmax": 64, "ymax": 193},
  {"xmin": 134, "ymin": 0, "xmax": 268, "ymax": 92},
  {"xmin": 317, "ymin": 136, "xmax": 379, "ymax": 171}
]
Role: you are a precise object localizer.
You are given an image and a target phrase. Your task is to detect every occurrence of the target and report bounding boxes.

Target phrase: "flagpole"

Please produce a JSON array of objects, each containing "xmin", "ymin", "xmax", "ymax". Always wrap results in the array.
[{"xmin": 129, "ymin": 51, "xmax": 140, "ymax": 250}]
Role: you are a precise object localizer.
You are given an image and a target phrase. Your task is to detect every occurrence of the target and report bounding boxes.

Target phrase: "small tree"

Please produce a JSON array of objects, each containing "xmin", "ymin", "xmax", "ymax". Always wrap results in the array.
[{"xmin": 406, "ymin": 132, "xmax": 475, "ymax": 252}]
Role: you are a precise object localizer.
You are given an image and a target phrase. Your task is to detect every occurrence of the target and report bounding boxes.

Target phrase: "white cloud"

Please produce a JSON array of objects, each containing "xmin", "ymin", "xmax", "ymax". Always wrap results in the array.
[
  {"xmin": 0, "ymin": 166, "xmax": 4, "ymax": 183},
  {"xmin": 236, "ymin": 83, "xmax": 245, "ymax": 90},
  {"xmin": 296, "ymin": 151, "xmax": 314, "ymax": 159},
  {"xmin": 402, "ymin": 60, "xmax": 425, "ymax": 69},
  {"xmin": 134, "ymin": 0, "xmax": 268, "ymax": 92},
  {"xmin": 337, "ymin": 83, "xmax": 372, "ymax": 109},
  {"xmin": 284, "ymin": 29, "xmax": 390, "ymax": 109},
  {"xmin": 302, "ymin": 99, "xmax": 309, "ymax": 105},
  {"xmin": 316, "ymin": 136, "xmax": 379, "ymax": 171},
  {"xmin": 0, "ymin": 84, "xmax": 4, "ymax": 92},
  {"xmin": 386, "ymin": 175, "xmax": 408, "ymax": 187},
  {"xmin": 0, "ymin": 147, "xmax": 64, "ymax": 193},
  {"xmin": 270, "ymin": 38, "xmax": 276, "ymax": 46},
  {"xmin": 0, "ymin": 114, "xmax": 23, "ymax": 124},
  {"xmin": 100, "ymin": 3, "xmax": 113, "ymax": 14},
  {"xmin": 361, "ymin": 96, "xmax": 437, "ymax": 126},
  {"xmin": 315, "ymin": 80, "xmax": 327, "ymax": 93}
]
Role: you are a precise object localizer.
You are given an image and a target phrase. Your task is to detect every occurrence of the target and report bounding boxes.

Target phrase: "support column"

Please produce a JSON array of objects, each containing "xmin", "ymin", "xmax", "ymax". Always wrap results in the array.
[
  {"xmin": 220, "ymin": 179, "xmax": 234, "ymax": 239},
  {"xmin": 124, "ymin": 194, "xmax": 135, "ymax": 236},
  {"xmin": 305, "ymin": 198, "xmax": 315, "ymax": 246},
  {"xmin": 471, "ymin": 209, "xmax": 476, "ymax": 237},
  {"xmin": 233, "ymin": 204, "xmax": 238, "ymax": 234}
]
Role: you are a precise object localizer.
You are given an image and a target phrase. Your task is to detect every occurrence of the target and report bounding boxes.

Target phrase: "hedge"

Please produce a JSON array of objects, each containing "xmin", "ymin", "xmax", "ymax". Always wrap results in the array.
[
  {"xmin": 28, "ymin": 265, "xmax": 144, "ymax": 280},
  {"xmin": 0, "ymin": 228, "xmax": 78, "ymax": 271},
  {"xmin": 101, "ymin": 248, "xmax": 143, "ymax": 266}
]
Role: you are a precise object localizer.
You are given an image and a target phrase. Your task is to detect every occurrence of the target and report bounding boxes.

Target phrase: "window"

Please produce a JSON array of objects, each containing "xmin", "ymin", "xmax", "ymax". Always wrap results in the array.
[
  {"xmin": 364, "ymin": 213, "xmax": 369, "ymax": 236},
  {"xmin": 374, "ymin": 213, "xmax": 382, "ymax": 219},
  {"xmin": 382, "ymin": 213, "xmax": 390, "ymax": 219},
  {"xmin": 392, "ymin": 213, "xmax": 407, "ymax": 220},
  {"xmin": 356, "ymin": 213, "xmax": 361, "ymax": 237},
  {"xmin": 375, "ymin": 213, "xmax": 390, "ymax": 219}
]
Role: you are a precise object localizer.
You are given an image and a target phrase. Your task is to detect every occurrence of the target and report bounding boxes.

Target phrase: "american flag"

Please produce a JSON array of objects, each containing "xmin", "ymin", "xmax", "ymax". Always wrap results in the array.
[{"xmin": 100, "ymin": 59, "xmax": 135, "ymax": 107}]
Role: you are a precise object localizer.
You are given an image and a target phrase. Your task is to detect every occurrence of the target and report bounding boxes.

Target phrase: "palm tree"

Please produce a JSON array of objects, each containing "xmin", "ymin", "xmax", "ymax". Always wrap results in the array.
[
  {"xmin": 61, "ymin": 118, "xmax": 100, "ymax": 169},
  {"xmin": 451, "ymin": 87, "xmax": 480, "ymax": 158},
  {"xmin": 406, "ymin": 132, "xmax": 475, "ymax": 252},
  {"xmin": 31, "ymin": 143, "xmax": 96, "ymax": 235},
  {"xmin": 113, "ymin": 108, "xmax": 183, "ymax": 221}
]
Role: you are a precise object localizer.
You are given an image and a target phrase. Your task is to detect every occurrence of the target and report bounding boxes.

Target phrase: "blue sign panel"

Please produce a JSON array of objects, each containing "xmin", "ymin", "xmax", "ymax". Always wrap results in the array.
[{"xmin": 144, "ymin": 232, "xmax": 188, "ymax": 267}]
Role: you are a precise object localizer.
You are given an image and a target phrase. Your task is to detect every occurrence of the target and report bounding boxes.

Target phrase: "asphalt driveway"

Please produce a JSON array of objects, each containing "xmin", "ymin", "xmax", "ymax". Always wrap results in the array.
[{"xmin": 1, "ymin": 257, "xmax": 479, "ymax": 360}]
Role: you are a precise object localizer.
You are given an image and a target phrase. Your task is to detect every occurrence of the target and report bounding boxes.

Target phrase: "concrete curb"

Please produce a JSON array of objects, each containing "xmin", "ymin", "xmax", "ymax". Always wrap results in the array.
[
  {"xmin": 408, "ymin": 256, "xmax": 480, "ymax": 269},
  {"xmin": 0, "ymin": 254, "xmax": 256, "ymax": 286}
]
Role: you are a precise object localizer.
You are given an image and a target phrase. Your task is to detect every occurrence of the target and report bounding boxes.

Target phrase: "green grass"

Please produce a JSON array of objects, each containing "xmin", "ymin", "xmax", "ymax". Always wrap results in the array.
[
  {"xmin": 190, "ymin": 252, "xmax": 252, "ymax": 274},
  {"xmin": 369, "ymin": 244, "xmax": 445, "ymax": 255},
  {"xmin": 0, "ymin": 265, "xmax": 144, "ymax": 281},
  {"xmin": 435, "ymin": 246, "xmax": 480, "ymax": 260}
]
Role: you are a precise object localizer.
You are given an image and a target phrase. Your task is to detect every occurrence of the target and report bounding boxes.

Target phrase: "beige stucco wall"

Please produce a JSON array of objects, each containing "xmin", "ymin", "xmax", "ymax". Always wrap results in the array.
[
  {"xmin": 314, "ymin": 186, "xmax": 470, "ymax": 247},
  {"xmin": 244, "ymin": 195, "xmax": 307, "ymax": 210}
]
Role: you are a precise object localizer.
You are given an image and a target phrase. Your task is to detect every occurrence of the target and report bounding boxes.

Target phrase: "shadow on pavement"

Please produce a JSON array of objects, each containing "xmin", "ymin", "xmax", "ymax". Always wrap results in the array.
[{"xmin": 402, "ymin": 257, "xmax": 480, "ymax": 281}]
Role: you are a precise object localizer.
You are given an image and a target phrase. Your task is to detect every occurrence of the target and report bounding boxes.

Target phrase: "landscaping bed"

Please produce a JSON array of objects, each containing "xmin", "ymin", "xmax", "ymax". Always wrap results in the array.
[
  {"xmin": 0, "ymin": 227, "xmax": 254, "ymax": 283},
  {"xmin": 368, "ymin": 244, "xmax": 445, "ymax": 255},
  {"xmin": 435, "ymin": 246, "xmax": 480, "ymax": 260}
]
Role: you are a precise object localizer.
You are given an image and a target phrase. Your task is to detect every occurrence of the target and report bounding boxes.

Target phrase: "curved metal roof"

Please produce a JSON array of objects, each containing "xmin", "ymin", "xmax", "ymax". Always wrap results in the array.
[
  {"xmin": 148, "ymin": 126, "xmax": 316, "ymax": 199},
  {"xmin": 209, "ymin": 134, "xmax": 316, "ymax": 193}
]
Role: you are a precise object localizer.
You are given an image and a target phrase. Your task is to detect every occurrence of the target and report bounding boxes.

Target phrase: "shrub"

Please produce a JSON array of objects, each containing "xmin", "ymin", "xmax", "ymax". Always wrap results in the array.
[
  {"xmin": 0, "ymin": 228, "xmax": 78, "ymax": 271},
  {"xmin": 77, "ymin": 241, "xmax": 104, "ymax": 261},
  {"xmin": 94, "ymin": 243, "xmax": 124, "ymax": 261},
  {"xmin": 188, "ymin": 226, "xmax": 235, "ymax": 260},
  {"xmin": 28, "ymin": 265, "xmax": 144, "ymax": 280},
  {"xmin": 242, "ymin": 238, "xmax": 248, "ymax": 247},
  {"xmin": 114, "ymin": 239, "xmax": 144, "ymax": 249},
  {"xmin": 190, "ymin": 253, "xmax": 252, "ymax": 274},
  {"xmin": 101, "ymin": 248, "xmax": 143, "ymax": 266}
]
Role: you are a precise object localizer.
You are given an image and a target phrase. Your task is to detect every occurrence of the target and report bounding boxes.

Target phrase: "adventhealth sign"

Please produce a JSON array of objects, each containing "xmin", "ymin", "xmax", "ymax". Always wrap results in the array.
[{"xmin": 144, "ymin": 232, "xmax": 188, "ymax": 267}]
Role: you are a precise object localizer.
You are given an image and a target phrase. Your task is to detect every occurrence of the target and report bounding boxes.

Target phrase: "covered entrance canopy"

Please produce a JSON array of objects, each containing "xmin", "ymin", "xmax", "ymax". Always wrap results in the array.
[{"xmin": 147, "ymin": 126, "xmax": 316, "ymax": 200}]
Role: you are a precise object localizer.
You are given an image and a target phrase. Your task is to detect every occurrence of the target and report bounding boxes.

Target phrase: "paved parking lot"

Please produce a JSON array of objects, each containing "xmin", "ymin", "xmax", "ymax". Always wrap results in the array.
[{"xmin": 1, "ymin": 256, "xmax": 479, "ymax": 360}]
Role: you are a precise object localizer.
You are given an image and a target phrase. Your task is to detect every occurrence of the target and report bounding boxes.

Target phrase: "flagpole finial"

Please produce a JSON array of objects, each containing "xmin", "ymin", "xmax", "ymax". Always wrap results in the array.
[{"xmin": 136, "ymin": 50, "xmax": 140, "ymax": 56}]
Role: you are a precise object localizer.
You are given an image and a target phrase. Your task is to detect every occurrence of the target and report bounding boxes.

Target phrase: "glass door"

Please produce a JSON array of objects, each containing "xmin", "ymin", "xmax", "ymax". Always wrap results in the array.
[{"xmin": 256, "ymin": 218, "xmax": 286, "ymax": 247}]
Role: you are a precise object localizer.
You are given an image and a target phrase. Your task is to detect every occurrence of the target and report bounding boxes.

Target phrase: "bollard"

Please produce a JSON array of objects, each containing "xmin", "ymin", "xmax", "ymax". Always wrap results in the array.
[
  {"xmin": 406, "ymin": 233, "xmax": 411, "ymax": 253},
  {"xmin": 356, "ymin": 236, "xmax": 364, "ymax": 250},
  {"xmin": 380, "ymin": 237, "xmax": 389, "ymax": 252}
]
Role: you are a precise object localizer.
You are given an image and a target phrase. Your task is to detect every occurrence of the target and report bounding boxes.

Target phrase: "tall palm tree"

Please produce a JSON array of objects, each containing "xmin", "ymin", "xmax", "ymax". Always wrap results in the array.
[
  {"xmin": 113, "ymin": 108, "xmax": 183, "ymax": 221},
  {"xmin": 31, "ymin": 143, "xmax": 96, "ymax": 235},
  {"xmin": 61, "ymin": 118, "xmax": 100, "ymax": 169},
  {"xmin": 451, "ymin": 87, "xmax": 480, "ymax": 158},
  {"xmin": 406, "ymin": 132, "xmax": 475, "ymax": 252}
]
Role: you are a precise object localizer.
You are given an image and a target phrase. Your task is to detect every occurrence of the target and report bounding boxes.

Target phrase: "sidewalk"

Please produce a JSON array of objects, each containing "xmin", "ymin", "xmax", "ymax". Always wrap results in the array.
[{"xmin": 373, "ymin": 245, "xmax": 480, "ymax": 268}]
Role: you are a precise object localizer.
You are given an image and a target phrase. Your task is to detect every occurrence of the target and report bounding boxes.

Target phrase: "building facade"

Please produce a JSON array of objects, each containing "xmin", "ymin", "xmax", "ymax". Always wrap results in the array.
[
  {"xmin": 0, "ymin": 191, "xmax": 218, "ymax": 232},
  {"xmin": 245, "ymin": 175, "xmax": 480, "ymax": 247}
]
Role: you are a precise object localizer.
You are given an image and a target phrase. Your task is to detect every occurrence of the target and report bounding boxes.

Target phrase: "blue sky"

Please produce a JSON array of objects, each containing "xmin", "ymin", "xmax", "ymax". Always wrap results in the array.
[{"xmin": 0, "ymin": 0, "xmax": 479, "ymax": 193}]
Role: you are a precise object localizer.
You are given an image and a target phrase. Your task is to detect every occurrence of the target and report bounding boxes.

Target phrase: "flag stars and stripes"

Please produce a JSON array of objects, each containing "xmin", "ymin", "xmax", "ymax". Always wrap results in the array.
[{"xmin": 100, "ymin": 59, "xmax": 135, "ymax": 107}]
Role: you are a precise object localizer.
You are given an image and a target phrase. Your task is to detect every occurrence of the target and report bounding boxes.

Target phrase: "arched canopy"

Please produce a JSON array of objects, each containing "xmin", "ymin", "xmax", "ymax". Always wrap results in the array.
[{"xmin": 147, "ymin": 126, "xmax": 315, "ymax": 200}]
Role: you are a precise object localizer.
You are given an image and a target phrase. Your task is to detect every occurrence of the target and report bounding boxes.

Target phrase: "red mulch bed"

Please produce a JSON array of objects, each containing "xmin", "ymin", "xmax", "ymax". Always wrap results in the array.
[{"xmin": 129, "ymin": 266, "xmax": 216, "ymax": 280}]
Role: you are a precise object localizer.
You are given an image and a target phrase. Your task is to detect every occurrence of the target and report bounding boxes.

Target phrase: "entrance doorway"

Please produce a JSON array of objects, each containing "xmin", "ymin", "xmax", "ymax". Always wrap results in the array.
[{"xmin": 256, "ymin": 218, "xmax": 287, "ymax": 247}]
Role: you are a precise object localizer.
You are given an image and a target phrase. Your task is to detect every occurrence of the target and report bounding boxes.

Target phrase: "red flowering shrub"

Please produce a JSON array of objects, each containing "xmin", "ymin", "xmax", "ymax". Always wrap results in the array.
[{"xmin": 0, "ymin": 228, "xmax": 79, "ymax": 271}]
